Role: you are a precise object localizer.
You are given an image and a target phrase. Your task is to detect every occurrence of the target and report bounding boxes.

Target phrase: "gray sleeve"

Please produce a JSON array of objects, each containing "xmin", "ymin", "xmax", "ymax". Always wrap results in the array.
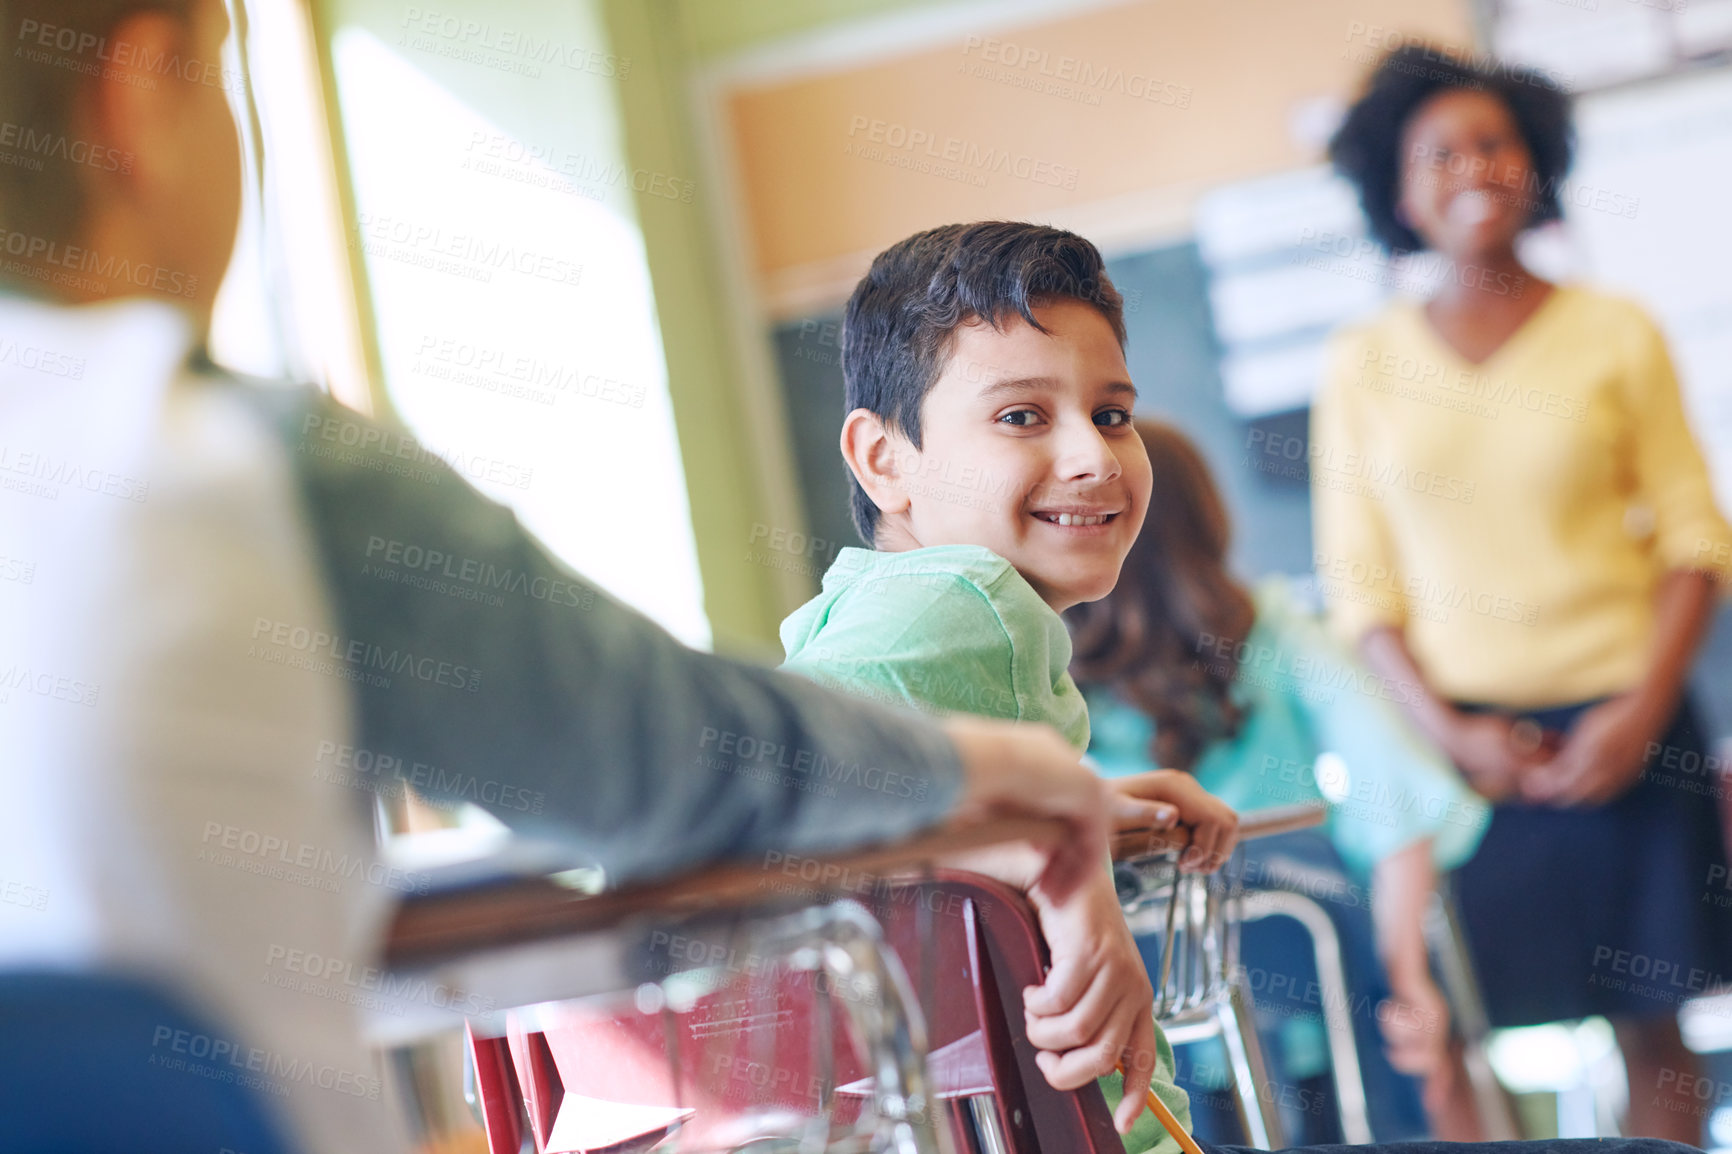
[{"xmin": 251, "ymin": 388, "xmax": 963, "ymax": 884}]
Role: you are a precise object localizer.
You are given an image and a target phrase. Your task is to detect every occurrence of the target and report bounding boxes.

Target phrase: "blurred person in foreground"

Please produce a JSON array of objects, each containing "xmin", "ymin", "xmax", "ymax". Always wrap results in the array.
[
  {"xmin": 1316, "ymin": 44, "xmax": 1732, "ymax": 1140},
  {"xmin": 0, "ymin": 1, "xmax": 1132, "ymax": 1151},
  {"xmin": 1069, "ymin": 421, "xmax": 1490, "ymax": 1143}
]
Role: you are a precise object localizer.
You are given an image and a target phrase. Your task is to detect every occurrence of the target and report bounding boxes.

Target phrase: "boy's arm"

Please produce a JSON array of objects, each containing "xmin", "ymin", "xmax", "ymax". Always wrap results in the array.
[
  {"xmin": 944, "ymin": 832, "xmax": 1165, "ymax": 1135},
  {"xmin": 778, "ymin": 572, "xmax": 1169, "ymax": 1133}
]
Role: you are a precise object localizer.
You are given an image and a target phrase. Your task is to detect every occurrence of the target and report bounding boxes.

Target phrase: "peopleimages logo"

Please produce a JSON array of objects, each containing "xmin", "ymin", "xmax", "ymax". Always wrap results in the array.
[
  {"xmin": 0, "ymin": 120, "xmax": 131, "ymax": 174},
  {"xmin": 959, "ymin": 36, "xmax": 1192, "ymax": 108},
  {"xmin": 14, "ymin": 17, "xmax": 246, "ymax": 95},
  {"xmin": 696, "ymin": 728, "xmax": 928, "ymax": 801},
  {"xmin": 249, "ymin": 617, "xmax": 482, "ymax": 693},
  {"xmin": 199, "ymin": 822, "xmax": 429, "ymax": 895},
  {"xmin": 264, "ymin": 944, "xmax": 494, "ymax": 1015},
  {"xmin": 314, "ymin": 740, "xmax": 546, "ymax": 815},
  {"xmin": 0, "ymin": 227, "xmax": 197, "ymax": 298},
  {"xmin": 149, "ymin": 1026, "xmax": 381, "ymax": 1101},
  {"xmin": 845, "ymin": 116, "xmax": 1080, "ymax": 190}
]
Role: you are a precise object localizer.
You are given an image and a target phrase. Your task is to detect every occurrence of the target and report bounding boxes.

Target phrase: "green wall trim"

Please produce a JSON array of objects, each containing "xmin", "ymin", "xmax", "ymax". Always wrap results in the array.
[{"xmin": 601, "ymin": 0, "xmax": 805, "ymax": 658}]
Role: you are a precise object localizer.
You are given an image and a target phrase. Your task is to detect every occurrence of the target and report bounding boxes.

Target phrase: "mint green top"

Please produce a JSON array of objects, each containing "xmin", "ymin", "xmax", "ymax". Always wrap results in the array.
[
  {"xmin": 780, "ymin": 545, "xmax": 1090, "ymax": 749},
  {"xmin": 1084, "ymin": 579, "xmax": 1490, "ymax": 878},
  {"xmin": 780, "ymin": 544, "xmax": 1189, "ymax": 1154}
]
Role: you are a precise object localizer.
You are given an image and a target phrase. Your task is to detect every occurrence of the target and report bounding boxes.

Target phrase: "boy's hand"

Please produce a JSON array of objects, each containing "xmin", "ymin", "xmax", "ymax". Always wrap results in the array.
[
  {"xmin": 1108, "ymin": 770, "xmax": 1239, "ymax": 873},
  {"xmin": 1020, "ymin": 865, "xmax": 1160, "ymax": 1135},
  {"xmin": 943, "ymin": 716, "xmax": 1111, "ymax": 904}
]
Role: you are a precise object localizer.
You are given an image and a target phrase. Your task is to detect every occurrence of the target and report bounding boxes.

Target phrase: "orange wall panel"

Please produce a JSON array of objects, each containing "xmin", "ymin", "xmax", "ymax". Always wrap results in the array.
[{"xmin": 724, "ymin": 0, "xmax": 1472, "ymax": 297}]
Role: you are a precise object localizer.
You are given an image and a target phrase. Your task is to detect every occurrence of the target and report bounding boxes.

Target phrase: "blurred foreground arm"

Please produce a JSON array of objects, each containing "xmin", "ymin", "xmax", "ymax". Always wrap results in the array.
[{"xmin": 253, "ymin": 390, "xmax": 1105, "ymax": 894}]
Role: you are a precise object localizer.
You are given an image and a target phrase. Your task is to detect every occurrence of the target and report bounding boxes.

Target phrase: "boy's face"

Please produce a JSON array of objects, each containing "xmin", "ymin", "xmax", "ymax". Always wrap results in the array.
[{"xmin": 874, "ymin": 298, "xmax": 1152, "ymax": 612}]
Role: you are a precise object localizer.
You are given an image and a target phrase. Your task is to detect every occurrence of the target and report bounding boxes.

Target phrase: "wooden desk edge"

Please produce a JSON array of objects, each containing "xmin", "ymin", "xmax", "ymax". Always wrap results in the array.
[{"xmin": 386, "ymin": 815, "xmax": 1064, "ymax": 968}]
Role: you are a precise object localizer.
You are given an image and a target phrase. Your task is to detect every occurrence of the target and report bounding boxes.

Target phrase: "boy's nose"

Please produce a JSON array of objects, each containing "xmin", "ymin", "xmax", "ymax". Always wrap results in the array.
[{"xmin": 1054, "ymin": 425, "xmax": 1122, "ymax": 483}]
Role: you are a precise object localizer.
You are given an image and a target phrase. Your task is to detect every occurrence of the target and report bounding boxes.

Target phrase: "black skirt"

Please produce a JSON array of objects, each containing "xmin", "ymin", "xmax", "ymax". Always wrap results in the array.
[{"xmin": 1450, "ymin": 698, "xmax": 1732, "ymax": 1026}]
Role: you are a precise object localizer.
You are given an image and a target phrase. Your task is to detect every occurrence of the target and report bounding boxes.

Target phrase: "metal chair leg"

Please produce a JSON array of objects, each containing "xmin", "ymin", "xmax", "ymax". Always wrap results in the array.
[
  {"xmin": 1239, "ymin": 889, "xmax": 1373, "ymax": 1145},
  {"xmin": 1217, "ymin": 976, "xmax": 1286, "ymax": 1149},
  {"xmin": 964, "ymin": 1093, "xmax": 1009, "ymax": 1154},
  {"xmin": 1425, "ymin": 887, "xmax": 1521, "ymax": 1140}
]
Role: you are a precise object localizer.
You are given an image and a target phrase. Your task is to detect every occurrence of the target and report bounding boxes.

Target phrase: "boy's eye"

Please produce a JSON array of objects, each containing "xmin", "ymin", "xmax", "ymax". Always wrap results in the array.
[
  {"xmin": 1095, "ymin": 408, "xmax": 1132, "ymax": 428},
  {"xmin": 997, "ymin": 409, "xmax": 1042, "ymax": 427}
]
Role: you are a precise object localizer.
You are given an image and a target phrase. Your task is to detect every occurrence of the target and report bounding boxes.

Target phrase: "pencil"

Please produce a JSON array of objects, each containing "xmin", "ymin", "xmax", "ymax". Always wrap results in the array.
[{"xmin": 1118, "ymin": 1062, "xmax": 1208, "ymax": 1154}]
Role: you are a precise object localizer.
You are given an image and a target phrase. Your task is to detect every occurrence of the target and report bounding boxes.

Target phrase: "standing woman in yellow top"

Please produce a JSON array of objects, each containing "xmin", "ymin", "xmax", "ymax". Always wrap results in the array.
[{"xmin": 1314, "ymin": 45, "xmax": 1732, "ymax": 1140}]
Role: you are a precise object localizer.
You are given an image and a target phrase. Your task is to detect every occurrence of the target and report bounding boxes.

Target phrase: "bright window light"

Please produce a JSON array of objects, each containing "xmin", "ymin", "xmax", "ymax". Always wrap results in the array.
[{"xmin": 328, "ymin": 23, "xmax": 708, "ymax": 646}]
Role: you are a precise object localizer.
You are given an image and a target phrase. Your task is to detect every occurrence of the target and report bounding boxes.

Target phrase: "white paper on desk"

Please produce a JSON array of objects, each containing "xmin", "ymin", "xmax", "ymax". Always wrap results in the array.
[{"xmin": 545, "ymin": 1094, "xmax": 694, "ymax": 1153}]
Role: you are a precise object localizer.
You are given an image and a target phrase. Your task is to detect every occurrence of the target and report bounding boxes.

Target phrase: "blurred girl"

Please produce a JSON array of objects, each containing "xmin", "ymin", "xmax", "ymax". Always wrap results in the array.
[{"xmin": 1069, "ymin": 420, "xmax": 1491, "ymax": 1141}]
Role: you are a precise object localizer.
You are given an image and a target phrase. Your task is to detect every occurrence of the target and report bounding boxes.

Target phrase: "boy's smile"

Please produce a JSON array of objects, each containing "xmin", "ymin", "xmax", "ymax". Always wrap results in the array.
[{"xmin": 844, "ymin": 298, "xmax": 1152, "ymax": 612}]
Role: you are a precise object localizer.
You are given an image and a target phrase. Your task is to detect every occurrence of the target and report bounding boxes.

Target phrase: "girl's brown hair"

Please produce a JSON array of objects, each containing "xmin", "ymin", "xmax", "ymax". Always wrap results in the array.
[{"xmin": 1066, "ymin": 420, "xmax": 1256, "ymax": 771}]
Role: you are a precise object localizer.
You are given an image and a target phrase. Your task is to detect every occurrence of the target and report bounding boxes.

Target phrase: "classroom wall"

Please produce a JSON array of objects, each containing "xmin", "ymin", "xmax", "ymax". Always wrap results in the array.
[{"xmin": 719, "ymin": 0, "xmax": 1475, "ymax": 316}]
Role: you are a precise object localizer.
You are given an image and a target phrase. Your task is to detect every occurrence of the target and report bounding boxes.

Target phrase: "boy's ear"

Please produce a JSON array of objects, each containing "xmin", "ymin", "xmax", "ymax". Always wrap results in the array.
[{"xmin": 840, "ymin": 408, "xmax": 912, "ymax": 519}]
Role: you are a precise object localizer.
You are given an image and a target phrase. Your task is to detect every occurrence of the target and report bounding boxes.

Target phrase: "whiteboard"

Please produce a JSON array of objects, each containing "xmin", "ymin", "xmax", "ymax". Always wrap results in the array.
[{"xmin": 1568, "ymin": 64, "xmax": 1732, "ymax": 515}]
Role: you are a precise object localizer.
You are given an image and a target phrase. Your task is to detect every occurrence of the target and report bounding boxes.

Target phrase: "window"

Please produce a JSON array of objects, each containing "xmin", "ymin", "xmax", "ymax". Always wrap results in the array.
[{"xmin": 216, "ymin": 0, "xmax": 709, "ymax": 647}]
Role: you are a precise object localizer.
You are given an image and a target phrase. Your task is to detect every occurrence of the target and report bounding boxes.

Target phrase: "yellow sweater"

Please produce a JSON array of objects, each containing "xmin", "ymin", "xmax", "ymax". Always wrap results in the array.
[{"xmin": 1311, "ymin": 286, "xmax": 1731, "ymax": 708}]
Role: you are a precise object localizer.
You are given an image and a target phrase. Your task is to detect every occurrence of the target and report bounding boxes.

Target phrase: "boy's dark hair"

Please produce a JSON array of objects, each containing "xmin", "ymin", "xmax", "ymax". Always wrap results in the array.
[
  {"xmin": 1328, "ymin": 44, "xmax": 1573, "ymax": 254},
  {"xmin": 0, "ymin": 0, "xmax": 196, "ymax": 263},
  {"xmin": 840, "ymin": 221, "xmax": 1126, "ymax": 543}
]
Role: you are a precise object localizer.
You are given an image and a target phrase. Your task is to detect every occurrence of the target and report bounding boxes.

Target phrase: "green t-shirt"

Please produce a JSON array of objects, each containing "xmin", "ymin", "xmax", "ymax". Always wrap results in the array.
[
  {"xmin": 780, "ymin": 544, "xmax": 1190, "ymax": 1154},
  {"xmin": 780, "ymin": 544, "xmax": 1089, "ymax": 748}
]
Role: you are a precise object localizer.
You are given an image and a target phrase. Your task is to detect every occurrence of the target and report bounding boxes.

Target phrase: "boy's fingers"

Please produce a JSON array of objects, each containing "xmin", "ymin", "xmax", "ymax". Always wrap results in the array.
[
  {"xmin": 1025, "ymin": 965, "xmax": 1117, "ymax": 1051},
  {"xmin": 1183, "ymin": 829, "xmax": 1214, "ymax": 873},
  {"xmin": 1115, "ymin": 1015, "xmax": 1160, "ymax": 1134},
  {"xmin": 1218, "ymin": 818, "xmax": 1242, "ymax": 861},
  {"xmin": 1022, "ymin": 950, "xmax": 1092, "ymax": 1018},
  {"xmin": 1110, "ymin": 795, "xmax": 1178, "ymax": 829},
  {"xmin": 1031, "ymin": 992, "xmax": 1136, "ymax": 1090},
  {"xmin": 1193, "ymin": 813, "xmax": 1239, "ymax": 872},
  {"xmin": 1181, "ymin": 828, "xmax": 1219, "ymax": 873},
  {"xmin": 1380, "ymin": 1007, "xmax": 1446, "ymax": 1076}
]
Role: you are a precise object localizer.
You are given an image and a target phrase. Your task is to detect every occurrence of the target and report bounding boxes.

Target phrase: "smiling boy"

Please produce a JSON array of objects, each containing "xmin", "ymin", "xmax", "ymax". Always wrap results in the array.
[
  {"xmin": 782, "ymin": 224, "xmax": 1150, "ymax": 744},
  {"xmin": 779, "ymin": 222, "xmax": 1221, "ymax": 1150}
]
